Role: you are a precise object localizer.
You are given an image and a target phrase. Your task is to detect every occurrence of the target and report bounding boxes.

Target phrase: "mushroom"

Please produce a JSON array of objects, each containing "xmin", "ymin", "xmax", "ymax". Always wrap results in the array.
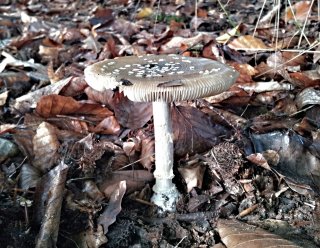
[{"xmin": 84, "ymin": 54, "xmax": 239, "ymax": 212}]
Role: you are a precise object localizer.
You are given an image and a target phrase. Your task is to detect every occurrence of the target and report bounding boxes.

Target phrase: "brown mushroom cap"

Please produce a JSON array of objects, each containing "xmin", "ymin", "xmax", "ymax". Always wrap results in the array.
[{"xmin": 84, "ymin": 54, "xmax": 239, "ymax": 102}]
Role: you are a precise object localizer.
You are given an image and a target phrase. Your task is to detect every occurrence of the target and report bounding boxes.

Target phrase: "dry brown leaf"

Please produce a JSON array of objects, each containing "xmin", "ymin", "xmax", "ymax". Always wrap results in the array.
[
  {"xmin": 0, "ymin": 138, "xmax": 19, "ymax": 163},
  {"xmin": 85, "ymin": 86, "xmax": 114, "ymax": 106},
  {"xmin": 246, "ymin": 153, "xmax": 272, "ymax": 171},
  {"xmin": 13, "ymin": 77, "xmax": 72, "ymax": 114},
  {"xmin": 285, "ymin": 1, "xmax": 311, "ymax": 22},
  {"xmin": 91, "ymin": 116, "xmax": 120, "ymax": 135},
  {"xmin": 290, "ymin": 71, "xmax": 320, "ymax": 88},
  {"xmin": 228, "ymin": 35, "xmax": 268, "ymax": 50},
  {"xmin": 238, "ymin": 81, "xmax": 293, "ymax": 94},
  {"xmin": 123, "ymin": 138, "xmax": 141, "ymax": 157},
  {"xmin": 217, "ymin": 219, "xmax": 301, "ymax": 248},
  {"xmin": 172, "ymin": 106, "xmax": 229, "ymax": 157},
  {"xmin": 111, "ymin": 92, "xmax": 152, "ymax": 130},
  {"xmin": 161, "ymin": 33, "xmax": 204, "ymax": 52},
  {"xmin": 38, "ymin": 37, "xmax": 63, "ymax": 63},
  {"xmin": 60, "ymin": 76, "xmax": 88, "ymax": 97},
  {"xmin": 98, "ymin": 180, "xmax": 126, "ymax": 234},
  {"xmin": 100, "ymin": 170, "xmax": 154, "ymax": 198},
  {"xmin": 0, "ymin": 90, "xmax": 8, "ymax": 106},
  {"xmin": 139, "ymin": 134, "xmax": 155, "ymax": 171},
  {"xmin": 33, "ymin": 122, "xmax": 60, "ymax": 172},
  {"xmin": 34, "ymin": 162, "xmax": 68, "ymax": 248},
  {"xmin": 36, "ymin": 94, "xmax": 113, "ymax": 120},
  {"xmin": 295, "ymin": 87, "xmax": 320, "ymax": 109},
  {"xmin": 20, "ymin": 163, "xmax": 42, "ymax": 189},
  {"xmin": 216, "ymin": 25, "xmax": 240, "ymax": 44},
  {"xmin": 250, "ymin": 131, "xmax": 320, "ymax": 192},
  {"xmin": 178, "ymin": 163, "xmax": 206, "ymax": 192},
  {"xmin": 0, "ymin": 124, "xmax": 17, "ymax": 134}
]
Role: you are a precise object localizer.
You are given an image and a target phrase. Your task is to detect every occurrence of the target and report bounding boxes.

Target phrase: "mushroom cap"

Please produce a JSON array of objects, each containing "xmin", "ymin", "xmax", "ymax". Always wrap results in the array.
[{"xmin": 84, "ymin": 54, "xmax": 239, "ymax": 102}]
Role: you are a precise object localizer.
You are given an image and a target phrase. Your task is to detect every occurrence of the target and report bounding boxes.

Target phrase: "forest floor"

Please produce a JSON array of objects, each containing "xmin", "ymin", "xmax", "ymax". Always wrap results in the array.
[{"xmin": 1, "ymin": 0, "xmax": 320, "ymax": 247}]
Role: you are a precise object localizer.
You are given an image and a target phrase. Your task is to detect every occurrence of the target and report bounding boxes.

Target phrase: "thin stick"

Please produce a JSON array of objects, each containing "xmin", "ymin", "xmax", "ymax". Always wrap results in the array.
[{"xmin": 253, "ymin": 0, "xmax": 267, "ymax": 37}]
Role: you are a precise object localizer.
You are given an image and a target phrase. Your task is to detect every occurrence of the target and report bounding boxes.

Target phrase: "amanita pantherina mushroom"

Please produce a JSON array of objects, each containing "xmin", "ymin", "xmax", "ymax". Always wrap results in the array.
[{"xmin": 84, "ymin": 54, "xmax": 239, "ymax": 212}]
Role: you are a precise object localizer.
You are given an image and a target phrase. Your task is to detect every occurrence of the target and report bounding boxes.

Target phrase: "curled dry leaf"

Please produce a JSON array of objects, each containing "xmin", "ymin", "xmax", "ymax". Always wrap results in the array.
[
  {"xmin": 13, "ymin": 77, "xmax": 72, "ymax": 114},
  {"xmin": 228, "ymin": 35, "xmax": 268, "ymax": 50},
  {"xmin": 161, "ymin": 33, "xmax": 204, "ymax": 53},
  {"xmin": 33, "ymin": 122, "xmax": 60, "ymax": 172},
  {"xmin": 36, "ymin": 94, "xmax": 113, "ymax": 120},
  {"xmin": 100, "ymin": 170, "xmax": 154, "ymax": 198},
  {"xmin": 111, "ymin": 92, "xmax": 152, "ymax": 130},
  {"xmin": 217, "ymin": 219, "xmax": 301, "ymax": 248},
  {"xmin": 13, "ymin": 129, "xmax": 36, "ymax": 161},
  {"xmin": 228, "ymin": 62, "xmax": 257, "ymax": 85},
  {"xmin": 246, "ymin": 153, "xmax": 272, "ymax": 171},
  {"xmin": 98, "ymin": 180, "xmax": 126, "ymax": 234},
  {"xmin": 85, "ymin": 86, "xmax": 114, "ymax": 106},
  {"xmin": 250, "ymin": 131, "xmax": 320, "ymax": 193},
  {"xmin": 0, "ymin": 90, "xmax": 8, "ymax": 106},
  {"xmin": 60, "ymin": 76, "xmax": 88, "ymax": 97},
  {"xmin": 238, "ymin": 81, "xmax": 294, "ymax": 94},
  {"xmin": 0, "ymin": 124, "xmax": 17, "ymax": 134},
  {"xmin": 178, "ymin": 163, "xmax": 206, "ymax": 192},
  {"xmin": 295, "ymin": 87, "xmax": 320, "ymax": 109},
  {"xmin": 20, "ymin": 163, "xmax": 42, "ymax": 189},
  {"xmin": 172, "ymin": 105, "xmax": 229, "ymax": 157},
  {"xmin": 216, "ymin": 24, "xmax": 240, "ymax": 44},
  {"xmin": 285, "ymin": 1, "xmax": 312, "ymax": 22},
  {"xmin": 140, "ymin": 133, "xmax": 155, "ymax": 171},
  {"xmin": 34, "ymin": 162, "xmax": 69, "ymax": 248},
  {"xmin": 0, "ymin": 138, "xmax": 19, "ymax": 162},
  {"xmin": 91, "ymin": 116, "xmax": 120, "ymax": 135},
  {"xmin": 290, "ymin": 71, "xmax": 320, "ymax": 88}
]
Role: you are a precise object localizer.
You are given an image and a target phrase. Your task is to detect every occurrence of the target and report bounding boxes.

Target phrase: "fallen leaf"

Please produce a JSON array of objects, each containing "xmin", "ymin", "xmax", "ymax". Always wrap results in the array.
[
  {"xmin": 111, "ymin": 92, "xmax": 152, "ymax": 130},
  {"xmin": 98, "ymin": 180, "xmax": 126, "ymax": 234},
  {"xmin": 140, "ymin": 134, "xmax": 155, "ymax": 171},
  {"xmin": 295, "ymin": 87, "xmax": 320, "ymax": 109},
  {"xmin": 34, "ymin": 162, "xmax": 69, "ymax": 248},
  {"xmin": 12, "ymin": 77, "xmax": 71, "ymax": 114},
  {"xmin": 36, "ymin": 94, "xmax": 113, "ymax": 120},
  {"xmin": 285, "ymin": 1, "xmax": 311, "ymax": 22},
  {"xmin": 217, "ymin": 219, "xmax": 301, "ymax": 248},
  {"xmin": 20, "ymin": 163, "xmax": 42, "ymax": 189},
  {"xmin": 216, "ymin": 24, "xmax": 240, "ymax": 44},
  {"xmin": 33, "ymin": 122, "xmax": 60, "ymax": 172},
  {"xmin": 172, "ymin": 105, "xmax": 229, "ymax": 157},
  {"xmin": 100, "ymin": 170, "xmax": 154, "ymax": 198},
  {"xmin": 178, "ymin": 163, "xmax": 206, "ymax": 192},
  {"xmin": 0, "ymin": 90, "xmax": 9, "ymax": 106},
  {"xmin": 246, "ymin": 153, "xmax": 272, "ymax": 171},
  {"xmin": 0, "ymin": 138, "xmax": 19, "ymax": 162},
  {"xmin": 228, "ymin": 35, "xmax": 268, "ymax": 50},
  {"xmin": 85, "ymin": 86, "xmax": 114, "ymax": 106},
  {"xmin": 250, "ymin": 131, "xmax": 320, "ymax": 193},
  {"xmin": 91, "ymin": 116, "xmax": 121, "ymax": 135}
]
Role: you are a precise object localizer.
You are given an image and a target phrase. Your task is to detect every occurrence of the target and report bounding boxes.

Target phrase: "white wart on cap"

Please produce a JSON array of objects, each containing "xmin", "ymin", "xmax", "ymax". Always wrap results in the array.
[{"xmin": 84, "ymin": 54, "xmax": 239, "ymax": 102}]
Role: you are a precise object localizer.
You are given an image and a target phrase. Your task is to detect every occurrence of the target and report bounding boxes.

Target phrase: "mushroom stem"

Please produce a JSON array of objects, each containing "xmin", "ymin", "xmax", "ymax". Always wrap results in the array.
[{"xmin": 151, "ymin": 101, "xmax": 179, "ymax": 212}]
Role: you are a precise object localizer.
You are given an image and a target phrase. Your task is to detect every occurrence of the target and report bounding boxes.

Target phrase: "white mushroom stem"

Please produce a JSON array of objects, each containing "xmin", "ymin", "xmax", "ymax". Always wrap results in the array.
[{"xmin": 151, "ymin": 101, "xmax": 180, "ymax": 212}]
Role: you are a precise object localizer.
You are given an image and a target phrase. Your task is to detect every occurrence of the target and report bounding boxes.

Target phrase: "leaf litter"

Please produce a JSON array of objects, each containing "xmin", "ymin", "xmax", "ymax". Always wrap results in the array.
[{"xmin": 0, "ymin": 0, "xmax": 320, "ymax": 247}]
